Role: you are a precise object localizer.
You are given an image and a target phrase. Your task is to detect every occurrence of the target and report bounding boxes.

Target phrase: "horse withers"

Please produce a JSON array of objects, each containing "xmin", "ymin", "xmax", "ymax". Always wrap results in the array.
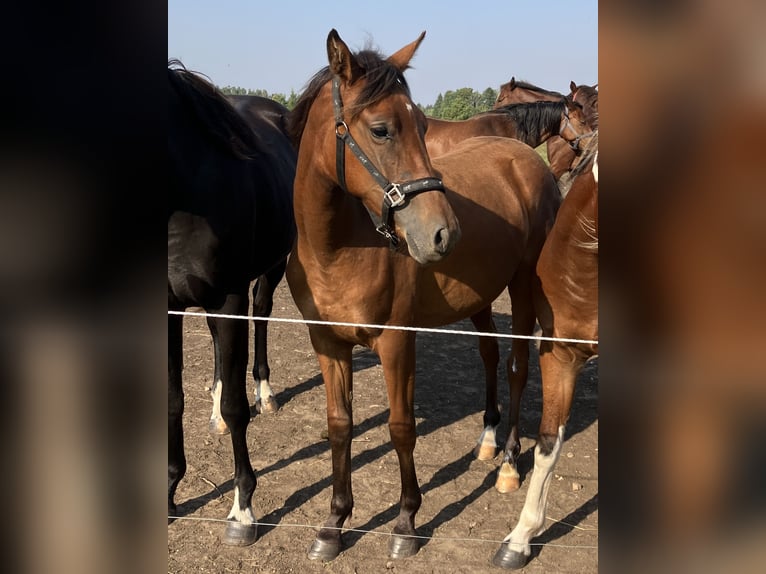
[
  {"xmin": 167, "ymin": 62, "xmax": 295, "ymax": 545},
  {"xmin": 286, "ymin": 30, "xmax": 560, "ymax": 562}
]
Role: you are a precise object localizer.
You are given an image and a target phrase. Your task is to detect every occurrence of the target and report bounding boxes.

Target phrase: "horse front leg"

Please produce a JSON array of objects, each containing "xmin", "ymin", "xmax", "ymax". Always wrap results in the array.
[
  {"xmin": 497, "ymin": 269, "xmax": 536, "ymax": 493},
  {"xmin": 210, "ymin": 292, "xmax": 258, "ymax": 546},
  {"xmin": 493, "ymin": 343, "xmax": 582, "ymax": 569},
  {"xmin": 307, "ymin": 330, "xmax": 354, "ymax": 561},
  {"xmin": 470, "ymin": 306, "xmax": 501, "ymax": 460},
  {"xmin": 251, "ymin": 260, "xmax": 285, "ymax": 414},
  {"xmin": 206, "ymin": 315, "xmax": 229, "ymax": 435},
  {"xmin": 377, "ymin": 329, "xmax": 422, "ymax": 559},
  {"xmin": 168, "ymin": 312, "xmax": 185, "ymax": 520}
]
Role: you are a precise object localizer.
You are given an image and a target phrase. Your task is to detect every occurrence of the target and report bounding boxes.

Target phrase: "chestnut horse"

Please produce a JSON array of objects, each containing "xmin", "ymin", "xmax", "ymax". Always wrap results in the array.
[
  {"xmin": 493, "ymin": 132, "xmax": 598, "ymax": 569},
  {"xmin": 425, "ymin": 99, "xmax": 589, "ymax": 158},
  {"xmin": 286, "ymin": 30, "xmax": 560, "ymax": 561},
  {"xmin": 168, "ymin": 62, "xmax": 295, "ymax": 545}
]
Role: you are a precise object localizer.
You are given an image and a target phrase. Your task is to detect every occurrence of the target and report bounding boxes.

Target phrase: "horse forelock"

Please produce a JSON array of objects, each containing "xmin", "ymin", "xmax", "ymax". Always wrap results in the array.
[
  {"xmin": 287, "ymin": 49, "xmax": 410, "ymax": 149},
  {"xmin": 168, "ymin": 59, "xmax": 260, "ymax": 159}
]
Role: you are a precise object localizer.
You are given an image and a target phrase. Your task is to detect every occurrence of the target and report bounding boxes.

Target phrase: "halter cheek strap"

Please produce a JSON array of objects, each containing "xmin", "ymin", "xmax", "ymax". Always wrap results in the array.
[{"xmin": 332, "ymin": 76, "xmax": 445, "ymax": 249}]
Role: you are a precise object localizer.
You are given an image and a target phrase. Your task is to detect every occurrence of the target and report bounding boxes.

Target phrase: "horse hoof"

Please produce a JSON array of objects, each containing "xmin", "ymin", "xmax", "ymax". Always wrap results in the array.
[
  {"xmin": 307, "ymin": 538, "xmax": 341, "ymax": 561},
  {"xmin": 491, "ymin": 544, "xmax": 529, "ymax": 569},
  {"xmin": 209, "ymin": 417, "xmax": 230, "ymax": 436},
  {"xmin": 388, "ymin": 535, "xmax": 420, "ymax": 559},
  {"xmin": 495, "ymin": 462, "xmax": 520, "ymax": 493},
  {"xmin": 474, "ymin": 442, "xmax": 498, "ymax": 461},
  {"xmin": 223, "ymin": 520, "xmax": 257, "ymax": 546},
  {"xmin": 259, "ymin": 396, "xmax": 279, "ymax": 414}
]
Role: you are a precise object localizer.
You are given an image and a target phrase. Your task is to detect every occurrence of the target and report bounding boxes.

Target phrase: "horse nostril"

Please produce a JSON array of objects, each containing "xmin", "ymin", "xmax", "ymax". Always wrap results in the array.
[{"xmin": 434, "ymin": 227, "xmax": 450, "ymax": 254}]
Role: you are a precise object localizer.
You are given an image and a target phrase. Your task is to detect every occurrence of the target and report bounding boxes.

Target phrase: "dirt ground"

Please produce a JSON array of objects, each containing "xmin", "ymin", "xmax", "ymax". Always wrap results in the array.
[{"xmin": 168, "ymin": 281, "xmax": 598, "ymax": 573}]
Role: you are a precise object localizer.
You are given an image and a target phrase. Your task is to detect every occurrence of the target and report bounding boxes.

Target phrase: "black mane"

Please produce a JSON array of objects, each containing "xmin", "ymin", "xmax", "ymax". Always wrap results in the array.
[{"xmin": 486, "ymin": 100, "xmax": 567, "ymax": 143}]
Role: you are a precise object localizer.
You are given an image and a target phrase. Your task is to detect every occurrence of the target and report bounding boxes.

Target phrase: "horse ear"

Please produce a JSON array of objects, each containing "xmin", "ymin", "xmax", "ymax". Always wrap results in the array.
[
  {"xmin": 326, "ymin": 29, "xmax": 363, "ymax": 84},
  {"xmin": 387, "ymin": 31, "xmax": 426, "ymax": 71},
  {"xmin": 510, "ymin": 76, "xmax": 517, "ymax": 89},
  {"xmin": 570, "ymin": 80, "xmax": 577, "ymax": 93}
]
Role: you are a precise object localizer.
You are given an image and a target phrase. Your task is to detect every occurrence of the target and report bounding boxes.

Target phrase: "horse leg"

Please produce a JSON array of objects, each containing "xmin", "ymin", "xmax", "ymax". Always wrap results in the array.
[
  {"xmin": 493, "ymin": 343, "xmax": 582, "ymax": 569},
  {"xmin": 251, "ymin": 260, "xmax": 286, "ymax": 414},
  {"xmin": 207, "ymin": 315, "xmax": 230, "ymax": 435},
  {"xmin": 168, "ymin": 312, "xmax": 186, "ymax": 521},
  {"xmin": 210, "ymin": 292, "xmax": 258, "ymax": 546},
  {"xmin": 496, "ymin": 268, "xmax": 536, "ymax": 493},
  {"xmin": 377, "ymin": 330, "xmax": 422, "ymax": 559},
  {"xmin": 307, "ymin": 331, "xmax": 354, "ymax": 561},
  {"xmin": 470, "ymin": 306, "xmax": 501, "ymax": 460}
]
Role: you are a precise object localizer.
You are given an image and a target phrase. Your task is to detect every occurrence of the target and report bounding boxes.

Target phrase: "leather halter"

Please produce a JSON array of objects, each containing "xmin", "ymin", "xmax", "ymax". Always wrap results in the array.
[{"xmin": 332, "ymin": 76, "xmax": 445, "ymax": 249}]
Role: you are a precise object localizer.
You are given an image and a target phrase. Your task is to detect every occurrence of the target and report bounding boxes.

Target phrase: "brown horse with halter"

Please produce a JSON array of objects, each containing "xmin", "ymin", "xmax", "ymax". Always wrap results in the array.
[
  {"xmin": 494, "ymin": 131, "xmax": 598, "ymax": 569},
  {"xmin": 494, "ymin": 78, "xmax": 598, "ymax": 181},
  {"xmin": 425, "ymin": 99, "xmax": 589, "ymax": 158},
  {"xmin": 286, "ymin": 30, "xmax": 560, "ymax": 562}
]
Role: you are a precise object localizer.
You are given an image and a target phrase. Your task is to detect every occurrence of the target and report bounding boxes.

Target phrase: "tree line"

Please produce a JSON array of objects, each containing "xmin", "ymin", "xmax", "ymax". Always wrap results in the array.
[{"xmin": 218, "ymin": 85, "xmax": 499, "ymax": 120}]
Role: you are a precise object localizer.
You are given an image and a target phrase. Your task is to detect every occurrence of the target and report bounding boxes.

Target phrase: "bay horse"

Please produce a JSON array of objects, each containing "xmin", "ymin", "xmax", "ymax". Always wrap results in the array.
[
  {"xmin": 546, "ymin": 82, "xmax": 599, "ymax": 182},
  {"xmin": 493, "ymin": 78, "xmax": 598, "ymax": 181},
  {"xmin": 167, "ymin": 61, "xmax": 296, "ymax": 545},
  {"xmin": 285, "ymin": 30, "xmax": 560, "ymax": 561},
  {"xmin": 493, "ymin": 131, "xmax": 598, "ymax": 569},
  {"xmin": 494, "ymin": 76, "xmax": 565, "ymax": 107},
  {"xmin": 424, "ymin": 99, "xmax": 589, "ymax": 158}
]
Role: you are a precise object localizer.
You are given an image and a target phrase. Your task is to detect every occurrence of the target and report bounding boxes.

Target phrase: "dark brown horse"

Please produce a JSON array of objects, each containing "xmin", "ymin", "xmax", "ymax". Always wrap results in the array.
[
  {"xmin": 425, "ymin": 99, "xmax": 589, "ymax": 158},
  {"xmin": 493, "ymin": 131, "xmax": 598, "ymax": 570},
  {"xmin": 286, "ymin": 30, "xmax": 560, "ymax": 562},
  {"xmin": 168, "ymin": 62, "xmax": 295, "ymax": 545},
  {"xmin": 201, "ymin": 95, "xmax": 297, "ymax": 437}
]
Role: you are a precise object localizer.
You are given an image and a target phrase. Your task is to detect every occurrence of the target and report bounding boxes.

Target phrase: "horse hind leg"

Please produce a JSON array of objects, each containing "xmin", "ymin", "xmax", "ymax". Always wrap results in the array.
[
  {"xmin": 493, "ymin": 345, "xmax": 581, "ymax": 568},
  {"xmin": 470, "ymin": 306, "xmax": 501, "ymax": 461},
  {"xmin": 496, "ymin": 267, "xmax": 536, "ymax": 493},
  {"xmin": 252, "ymin": 261, "xmax": 285, "ymax": 414}
]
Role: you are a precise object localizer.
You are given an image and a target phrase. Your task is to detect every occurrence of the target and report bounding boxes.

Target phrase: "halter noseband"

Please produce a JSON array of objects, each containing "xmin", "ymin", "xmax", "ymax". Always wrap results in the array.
[{"xmin": 332, "ymin": 76, "xmax": 445, "ymax": 249}]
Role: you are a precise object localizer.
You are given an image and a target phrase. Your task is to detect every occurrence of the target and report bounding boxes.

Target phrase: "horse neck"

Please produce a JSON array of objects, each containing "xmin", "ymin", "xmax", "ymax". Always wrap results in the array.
[{"xmin": 503, "ymin": 104, "xmax": 561, "ymax": 147}]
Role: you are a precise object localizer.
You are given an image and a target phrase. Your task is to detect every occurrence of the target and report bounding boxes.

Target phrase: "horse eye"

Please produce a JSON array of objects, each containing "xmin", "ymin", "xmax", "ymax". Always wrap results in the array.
[{"xmin": 371, "ymin": 125, "xmax": 390, "ymax": 139}]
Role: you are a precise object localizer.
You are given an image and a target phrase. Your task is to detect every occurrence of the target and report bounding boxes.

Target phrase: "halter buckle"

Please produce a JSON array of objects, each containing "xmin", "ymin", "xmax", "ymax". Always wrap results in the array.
[
  {"xmin": 383, "ymin": 183, "xmax": 406, "ymax": 208},
  {"xmin": 375, "ymin": 223, "xmax": 400, "ymax": 248}
]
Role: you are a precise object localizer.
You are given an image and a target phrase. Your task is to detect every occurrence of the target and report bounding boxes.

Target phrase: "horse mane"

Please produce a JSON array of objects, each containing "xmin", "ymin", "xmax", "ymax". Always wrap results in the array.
[
  {"xmin": 504, "ymin": 78, "xmax": 564, "ymax": 99},
  {"xmin": 287, "ymin": 49, "xmax": 411, "ymax": 148},
  {"xmin": 487, "ymin": 101, "xmax": 568, "ymax": 144},
  {"xmin": 168, "ymin": 59, "xmax": 260, "ymax": 160}
]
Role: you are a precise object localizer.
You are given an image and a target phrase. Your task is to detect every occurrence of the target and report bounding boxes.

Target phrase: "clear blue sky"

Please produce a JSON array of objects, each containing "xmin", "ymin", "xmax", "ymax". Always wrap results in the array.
[{"xmin": 168, "ymin": 0, "xmax": 597, "ymax": 106}]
